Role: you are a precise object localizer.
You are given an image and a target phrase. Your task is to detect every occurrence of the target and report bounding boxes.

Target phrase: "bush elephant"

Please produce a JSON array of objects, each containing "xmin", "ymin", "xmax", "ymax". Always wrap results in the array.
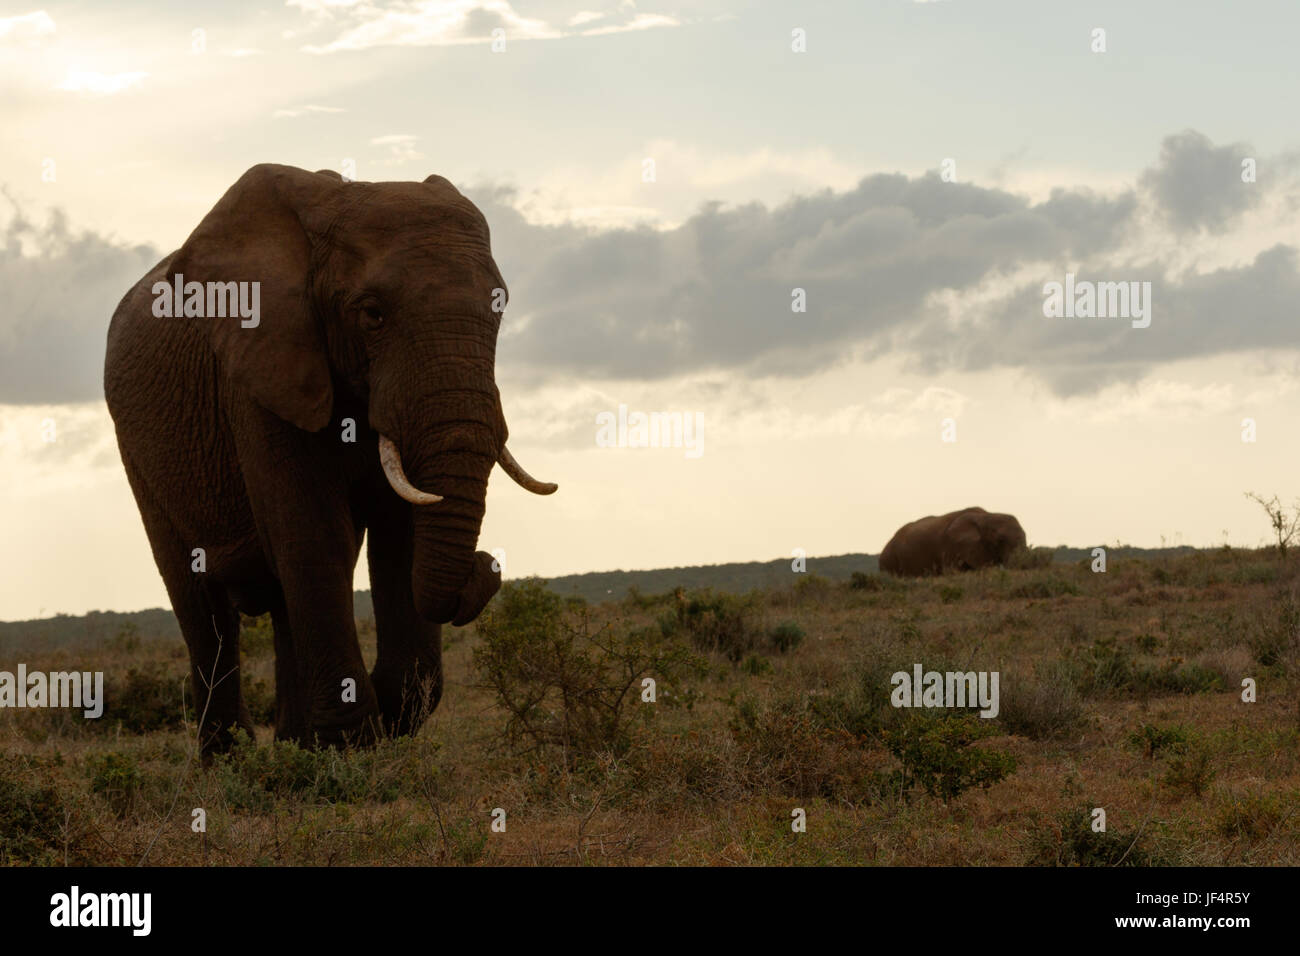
[
  {"xmin": 879, "ymin": 507, "xmax": 1026, "ymax": 577},
  {"xmin": 104, "ymin": 164, "xmax": 556, "ymax": 753}
]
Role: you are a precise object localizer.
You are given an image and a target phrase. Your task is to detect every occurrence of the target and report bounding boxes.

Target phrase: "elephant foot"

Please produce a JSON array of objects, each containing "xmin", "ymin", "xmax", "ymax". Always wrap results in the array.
[{"xmin": 371, "ymin": 663, "xmax": 442, "ymax": 738}]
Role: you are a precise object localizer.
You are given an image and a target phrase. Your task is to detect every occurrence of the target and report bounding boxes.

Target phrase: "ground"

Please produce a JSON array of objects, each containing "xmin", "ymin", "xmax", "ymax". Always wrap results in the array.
[{"xmin": 1, "ymin": 546, "xmax": 1296, "ymax": 866}]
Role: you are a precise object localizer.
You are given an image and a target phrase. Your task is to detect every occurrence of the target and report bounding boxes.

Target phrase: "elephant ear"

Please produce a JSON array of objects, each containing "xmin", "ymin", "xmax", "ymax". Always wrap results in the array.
[{"xmin": 170, "ymin": 164, "xmax": 345, "ymax": 432}]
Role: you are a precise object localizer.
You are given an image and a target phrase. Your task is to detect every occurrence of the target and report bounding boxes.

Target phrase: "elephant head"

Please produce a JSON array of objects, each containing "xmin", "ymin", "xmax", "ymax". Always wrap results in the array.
[
  {"xmin": 172, "ymin": 164, "xmax": 553, "ymax": 626},
  {"xmin": 943, "ymin": 508, "xmax": 1027, "ymax": 571}
]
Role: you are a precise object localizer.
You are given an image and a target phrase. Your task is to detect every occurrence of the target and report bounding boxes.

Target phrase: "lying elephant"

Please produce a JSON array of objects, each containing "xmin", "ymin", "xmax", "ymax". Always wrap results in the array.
[
  {"xmin": 879, "ymin": 507, "xmax": 1026, "ymax": 576},
  {"xmin": 105, "ymin": 164, "xmax": 556, "ymax": 753}
]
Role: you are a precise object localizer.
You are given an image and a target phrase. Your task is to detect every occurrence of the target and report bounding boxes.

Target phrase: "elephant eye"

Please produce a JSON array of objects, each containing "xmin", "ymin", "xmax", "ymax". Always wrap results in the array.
[{"xmin": 360, "ymin": 305, "xmax": 385, "ymax": 331}]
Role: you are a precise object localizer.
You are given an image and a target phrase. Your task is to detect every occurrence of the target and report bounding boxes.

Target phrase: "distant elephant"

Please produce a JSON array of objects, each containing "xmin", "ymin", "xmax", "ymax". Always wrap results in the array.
[
  {"xmin": 105, "ymin": 164, "xmax": 556, "ymax": 753},
  {"xmin": 879, "ymin": 507, "xmax": 1026, "ymax": 577}
]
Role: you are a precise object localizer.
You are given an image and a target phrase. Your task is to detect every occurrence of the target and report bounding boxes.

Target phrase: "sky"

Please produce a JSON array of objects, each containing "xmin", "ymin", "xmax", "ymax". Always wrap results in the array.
[{"xmin": 1, "ymin": 0, "xmax": 1298, "ymax": 620}]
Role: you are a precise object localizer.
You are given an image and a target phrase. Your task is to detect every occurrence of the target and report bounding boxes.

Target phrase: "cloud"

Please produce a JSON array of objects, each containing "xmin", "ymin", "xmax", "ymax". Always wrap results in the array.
[
  {"xmin": 578, "ymin": 12, "xmax": 680, "ymax": 36},
  {"xmin": 469, "ymin": 131, "xmax": 1298, "ymax": 394},
  {"xmin": 370, "ymin": 133, "xmax": 425, "ymax": 164},
  {"xmin": 0, "ymin": 201, "xmax": 158, "ymax": 404},
  {"xmin": 7, "ymin": 131, "xmax": 1295, "ymax": 406},
  {"xmin": 55, "ymin": 70, "xmax": 148, "ymax": 95},
  {"xmin": 0, "ymin": 10, "xmax": 55, "ymax": 45},
  {"xmin": 294, "ymin": 0, "xmax": 679, "ymax": 53},
  {"xmin": 272, "ymin": 103, "xmax": 346, "ymax": 118},
  {"xmin": 1141, "ymin": 129, "xmax": 1260, "ymax": 233}
]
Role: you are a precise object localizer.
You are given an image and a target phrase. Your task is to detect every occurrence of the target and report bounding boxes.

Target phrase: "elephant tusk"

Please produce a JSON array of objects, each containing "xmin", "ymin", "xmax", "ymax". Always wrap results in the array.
[
  {"xmin": 498, "ymin": 445, "xmax": 557, "ymax": 495},
  {"xmin": 379, "ymin": 435, "xmax": 444, "ymax": 505}
]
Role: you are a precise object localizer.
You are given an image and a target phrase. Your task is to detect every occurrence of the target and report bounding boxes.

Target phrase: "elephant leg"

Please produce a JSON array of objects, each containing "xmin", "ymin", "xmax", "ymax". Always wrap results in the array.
[
  {"xmin": 366, "ymin": 492, "xmax": 443, "ymax": 737},
  {"xmin": 268, "ymin": 593, "xmax": 308, "ymax": 744},
  {"xmin": 231, "ymin": 425, "xmax": 380, "ymax": 748},
  {"xmin": 270, "ymin": 551, "xmax": 379, "ymax": 748},
  {"xmin": 173, "ymin": 578, "xmax": 252, "ymax": 755},
  {"xmin": 126, "ymin": 464, "xmax": 252, "ymax": 755}
]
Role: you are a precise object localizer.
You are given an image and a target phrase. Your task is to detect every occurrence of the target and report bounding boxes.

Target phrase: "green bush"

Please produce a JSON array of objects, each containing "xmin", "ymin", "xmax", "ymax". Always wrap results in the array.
[
  {"xmin": 1127, "ymin": 723, "xmax": 1189, "ymax": 759},
  {"xmin": 768, "ymin": 621, "xmax": 805, "ymax": 653},
  {"xmin": 1161, "ymin": 746, "xmax": 1216, "ymax": 798},
  {"xmin": 472, "ymin": 579, "xmax": 706, "ymax": 760},
  {"xmin": 86, "ymin": 751, "xmax": 141, "ymax": 818},
  {"xmin": 213, "ymin": 731, "xmax": 425, "ymax": 811},
  {"xmin": 102, "ymin": 662, "xmax": 190, "ymax": 733},
  {"xmin": 663, "ymin": 588, "xmax": 762, "ymax": 662},
  {"xmin": 882, "ymin": 713, "xmax": 1016, "ymax": 802},
  {"xmin": 1025, "ymin": 805, "xmax": 1176, "ymax": 866},
  {"xmin": 1066, "ymin": 639, "xmax": 1227, "ymax": 698},
  {"xmin": 937, "ymin": 584, "xmax": 964, "ymax": 604},
  {"xmin": 741, "ymin": 654, "xmax": 773, "ymax": 676}
]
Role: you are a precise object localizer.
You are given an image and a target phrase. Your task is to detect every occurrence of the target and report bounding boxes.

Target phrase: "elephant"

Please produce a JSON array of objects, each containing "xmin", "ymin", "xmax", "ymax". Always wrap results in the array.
[
  {"xmin": 878, "ymin": 507, "xmax": 1026, "ymax": 577},
  {"xmin": 104, "ymin": 163, "xmax": 556, "ymax": 754}
]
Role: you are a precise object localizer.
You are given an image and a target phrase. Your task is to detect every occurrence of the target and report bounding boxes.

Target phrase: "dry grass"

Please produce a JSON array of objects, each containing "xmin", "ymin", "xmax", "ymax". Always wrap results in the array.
[{"xmin": 2, "ymin": 547, "xmax": 1298, "ymax": 866}]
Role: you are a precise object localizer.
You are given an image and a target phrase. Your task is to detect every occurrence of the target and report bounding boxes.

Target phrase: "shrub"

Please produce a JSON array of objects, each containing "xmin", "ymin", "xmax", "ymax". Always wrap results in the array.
[
  {"xmin": 849, "ymin": 571, "xmax": 881, "ymax": 591},
  {"xmin": 768, "ymin": 621, "xmax": 805, "ymax": 653},
  {"xmin": 1214, "ymin": 792, "xmax": 1287, "ymax": 840},
  {"xmin": 663, "ymin": 588, "xmax": 762, "ymax": 662},
  {"xmin": 1249, "ymin": 588, "xmax": 1299, "ymax": 668},
  {"xmin": 1007, "ymin": 547, "xmax": 1055, "ymax": 570},
  {"xmin": 937, "ymin": 584, "xmax": 964, "ymax": 604},
  {"xmin": 472, "ymin": 579, "xmax": 705, "ymax": 760},
  {"xmin": 998, "ymin": 662, "xmax": 1084, "ymax": 740},
  {"xmin": 882, "ymin": 713, "xmax": 1017, "ymax": 802},
  {"xmin": 1161, "ymin": 746, "xmax": 1216, "ymax": 798},
  {"xmin": 86, "ymin": 751, "xmax": 141, "ymax": 818},
  {"xmin": 0, "ymin": 755, "xmax": 69, "ymax": 864},
  {"xmin": 213, "ymin": 732, "xmax": 425, "ymax": 811},
  {"xmin": 741, "ymin": 654, "xmax": 773, "ymax": 676},
  {"xmin": 728, "ymin": 692, "xmax": 878, "ymax": 799},
  {"xmin": 102, "ymin": 662, "xmax": 190, "ymax": 733},
  {"xmin": 1025, "ymin": 805, "xmax": 1174, "ymax": 866},
  {"xmin": 1127, "ymin": 723, "xmax": 1189, "ymax": 759}
]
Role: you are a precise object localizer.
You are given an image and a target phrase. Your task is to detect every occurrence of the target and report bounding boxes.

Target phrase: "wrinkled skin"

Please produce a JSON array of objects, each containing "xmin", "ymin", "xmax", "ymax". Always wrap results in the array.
[
  {"xmin": 879, "ymin": 507, "xmax": 1027, "ymax": 577},
  {"xmin": 105, "ymin": 164, "xmax": 549, "ymax": 753}
]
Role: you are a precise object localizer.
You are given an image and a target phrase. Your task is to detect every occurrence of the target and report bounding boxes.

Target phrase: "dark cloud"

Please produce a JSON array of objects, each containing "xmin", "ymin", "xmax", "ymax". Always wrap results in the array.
[
  {"xmin": 1140, "ymin": 129, "xmax": 1260, "ymax": 233},
  {"xmin": 478, "ymin": 174, "xmax": 1141, "ymax": 386},
  {"xmin": 906, "ymin": 244, "xmax": 1300, "ymax": 394},
  {"xmin": 0, "ymin": 201, "xmax": 158, "ymax": 403},
  {"xmin": 4, "ymin": 131, "xmax": 1295, "ymax": 406}
]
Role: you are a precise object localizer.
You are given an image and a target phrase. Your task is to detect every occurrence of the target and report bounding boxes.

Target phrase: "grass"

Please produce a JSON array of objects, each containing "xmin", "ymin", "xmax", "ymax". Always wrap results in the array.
[{"xmin": 1, "ymin": 546, "xmax": 1297, "ymax": 865}]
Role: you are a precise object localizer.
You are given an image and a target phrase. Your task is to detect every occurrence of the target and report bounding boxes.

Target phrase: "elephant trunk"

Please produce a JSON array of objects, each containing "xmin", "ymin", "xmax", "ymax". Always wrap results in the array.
[
  {"xmin": 378, "ymin": 387, "xmax": 556, "ymax": 627},
  {"xmin": 382, "ymin": 394, "xmax": 501, "ymax": 625},
  {"xmin": 407, "ymin": 444, "xmax": 500, "ymax": 625}
]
